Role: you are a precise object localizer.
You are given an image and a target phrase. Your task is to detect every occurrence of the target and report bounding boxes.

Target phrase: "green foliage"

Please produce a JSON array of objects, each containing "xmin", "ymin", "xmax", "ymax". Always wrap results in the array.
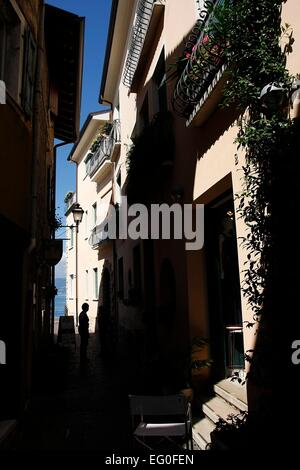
[
  {"xmin": 210, "ymin": 0, "xmax": 298, "ymax": 326},
  {"xmin": 64, "ymin": 191, "xmax": 74, "ymax": 204},
  {"xmin": 50, "ymin": 211, "xmax": 63, "ymax": 231}
]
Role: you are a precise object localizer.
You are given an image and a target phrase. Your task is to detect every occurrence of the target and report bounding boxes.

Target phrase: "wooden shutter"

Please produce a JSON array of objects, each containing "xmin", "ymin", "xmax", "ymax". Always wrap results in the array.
[{"xmin": 22, "ymin": 29, "xmax": 36, "ymax": 117}]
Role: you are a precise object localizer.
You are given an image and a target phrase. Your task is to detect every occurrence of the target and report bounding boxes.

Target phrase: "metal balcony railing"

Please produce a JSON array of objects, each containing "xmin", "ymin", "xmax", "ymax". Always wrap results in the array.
[
  {"xmin": 123, "ymin": 0, "xmax": 165, "ymax": 88},
  {"xmin": 173, "ymin": 0, "xmax": 225, "ymax": 118},
  {"xmin": 64, "ymin": 192, "xmax": 76, "ymax": 214},
  {"xmin": 87, "ymin": 120, "xmax": 121, "ymax": 178},
  {"xmin": 89, "ymin": 223, "xmax": 108, "ymax": 248}
]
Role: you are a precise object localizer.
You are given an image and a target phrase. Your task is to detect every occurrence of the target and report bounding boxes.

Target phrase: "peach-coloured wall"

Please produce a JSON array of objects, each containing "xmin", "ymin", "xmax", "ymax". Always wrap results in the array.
[
  {"xmin": 99, "ymin": 0, "xmax": 300, "ymax": 378},
  {"xmin": 66, "ymin": 121, "xmax": 114, "ymax": 333},
  {"xmin": 283, "ymin": 0, "xmax": 300, "ymax": 76}
]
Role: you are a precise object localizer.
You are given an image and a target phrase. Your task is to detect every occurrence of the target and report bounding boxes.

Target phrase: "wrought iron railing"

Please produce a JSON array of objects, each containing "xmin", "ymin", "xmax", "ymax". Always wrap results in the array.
[
  {"xmin": 89, "ymin": 222, "xmax": 109, "ymax": 248},
  {"xmin": 123, "ymin": 0, "xmax": 165, "ymax": 88},
  {"xmin": 64, "ymin": 192, "xmax": 76, "ymax": 213},
  {"xmin": 173, "ymin": 0, "xmax": 225, "ymax": 118},
  {"xmin": 87, "ymin": 120, "xmax": 121, "ymax": 178}
]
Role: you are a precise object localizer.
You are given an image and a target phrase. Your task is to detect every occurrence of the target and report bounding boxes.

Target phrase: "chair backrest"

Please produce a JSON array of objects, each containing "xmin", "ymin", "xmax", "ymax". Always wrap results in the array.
[{"xmin": 129, "ymin": 394, "xmax": 187, "ymax": 416}]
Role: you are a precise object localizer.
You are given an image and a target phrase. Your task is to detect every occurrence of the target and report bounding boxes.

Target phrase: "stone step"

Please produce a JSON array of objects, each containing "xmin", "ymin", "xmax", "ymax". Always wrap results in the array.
[
  {"xmin": 203, "ymin": 395, "xmax": 240, "ymax": 424},
  {"xmin": 214, "ymin": 379, "xmax": 248, "ymax": 412},
  {"xmin": 192, "ymin": 417, "xmax": 215, "ymax": 450}
]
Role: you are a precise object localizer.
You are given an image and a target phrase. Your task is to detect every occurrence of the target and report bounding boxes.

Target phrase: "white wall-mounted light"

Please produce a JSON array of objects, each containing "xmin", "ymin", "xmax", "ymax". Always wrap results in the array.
[{"xmin": 259, "ymin": 82, "xmax": 288, "ymax": 113}]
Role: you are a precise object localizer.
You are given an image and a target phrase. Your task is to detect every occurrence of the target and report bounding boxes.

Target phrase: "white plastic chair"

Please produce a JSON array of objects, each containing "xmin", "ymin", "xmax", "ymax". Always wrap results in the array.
[{"xmin": 128, "ymin": 394, "xmax": 193, "ymax": 450}]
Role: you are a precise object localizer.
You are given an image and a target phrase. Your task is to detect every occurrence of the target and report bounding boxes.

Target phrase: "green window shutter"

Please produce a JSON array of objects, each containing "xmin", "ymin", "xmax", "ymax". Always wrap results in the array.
[{"xmin": 22, "ymin": 29, "xmax": 36, "ymax": 117}]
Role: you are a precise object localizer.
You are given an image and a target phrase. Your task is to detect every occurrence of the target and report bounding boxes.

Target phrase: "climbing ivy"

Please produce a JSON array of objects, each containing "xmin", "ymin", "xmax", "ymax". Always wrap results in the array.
[{"xmin": 207, "ymin": 0, "xmax": 297, "ymax": 336}]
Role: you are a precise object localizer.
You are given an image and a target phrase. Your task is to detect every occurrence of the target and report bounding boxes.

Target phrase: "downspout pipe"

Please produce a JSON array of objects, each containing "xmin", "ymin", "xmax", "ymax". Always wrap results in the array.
[{"xmin": 28, "ymin": 2, "xmax": 45, "ymax": 255}]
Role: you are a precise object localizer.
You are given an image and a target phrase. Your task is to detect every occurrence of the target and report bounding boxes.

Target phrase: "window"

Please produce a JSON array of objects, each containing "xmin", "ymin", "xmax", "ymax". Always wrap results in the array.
[
  {"xmin": 69, "ymin": 226, "xmax": 74, "ymax": 249},
  {"xmin": 85, "ymin": 270, "xmax": 89, "ymax": 300},
  {"xmin": 92, "ymin": 202, "xmax": 97, "ymax": 227},
  {"xmin": 22, "ymin": 28, "xmax": 36, "ymax": 116},
  {"xmin": 0, "ymin": 1, "xmax": 35, "ymax": 111},
  {"xmin": 118, "ymin": 257, "xmax": 124, "ymax": 300},
  {"xmin": 69, "ymin": 274, "xmax": 74, "ymax": 299},
  {"xmin": 93, "ymin": 268, "xmax": 99, "ymax": 299},
  {"xmin": 0, "ymin": 1, "xmax": 23, "ymax": 103}
]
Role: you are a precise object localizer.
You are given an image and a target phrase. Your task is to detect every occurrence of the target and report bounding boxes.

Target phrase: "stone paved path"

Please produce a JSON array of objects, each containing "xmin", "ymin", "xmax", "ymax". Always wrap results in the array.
[{"xmin": 17, "ymin": 333, "xmax": 136, "ymax": 450}]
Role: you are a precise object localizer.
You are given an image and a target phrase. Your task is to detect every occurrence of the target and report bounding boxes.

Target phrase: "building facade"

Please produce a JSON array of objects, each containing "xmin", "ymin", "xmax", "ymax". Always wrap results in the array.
[
  {"xmin": 94, "ymin": 0, "xmax": 300, "ymax": 448},
  {"xmin": 65, "ymin": 110, "xmax": 120, "ymax": 335},
  {"xmin": 0, "ymin": 0, "xmax": 83, "ymax": 424}
]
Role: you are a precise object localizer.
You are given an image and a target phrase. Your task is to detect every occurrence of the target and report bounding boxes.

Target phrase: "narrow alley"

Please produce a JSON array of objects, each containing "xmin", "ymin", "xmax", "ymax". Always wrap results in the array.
[
  {"xmin": 1, "ymin": 0, "xmax": 299, "ymax": 453},
  {"xmin": 17, "ymin": 334, "xmax": 133, "ymax": 450}
]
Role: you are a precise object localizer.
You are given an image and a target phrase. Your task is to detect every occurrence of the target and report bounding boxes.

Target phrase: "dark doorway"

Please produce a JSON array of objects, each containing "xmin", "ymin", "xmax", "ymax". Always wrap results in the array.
[
  {"xmin": 159, "ymin": 258, "xmax": 176, "ymax": 328},
  {"xmin": 205, "ymin": 191, "xmax": 244, "ymax": 382},
  {"xmin": 99, "ymin": 267, "xmax": 112, "ymax": 356},
  {"xmin": 102, "ymin": 268, "xmax": 111, "ymax": 318}
]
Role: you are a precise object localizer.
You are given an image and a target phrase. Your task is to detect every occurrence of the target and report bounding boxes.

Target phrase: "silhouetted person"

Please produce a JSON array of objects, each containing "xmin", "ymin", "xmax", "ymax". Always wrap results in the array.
[{"xmin": 79, "ymin": 303, "xmax": 89, "ymax": 362}]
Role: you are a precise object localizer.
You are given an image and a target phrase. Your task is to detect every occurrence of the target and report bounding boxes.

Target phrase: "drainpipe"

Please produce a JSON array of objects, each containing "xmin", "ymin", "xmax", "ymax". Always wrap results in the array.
[
  {"xmin": 27, "ymin": 3, "xmax": 45, "ymax": 355},
  {"xmin": 28, "ymin": 3, "xmax": 45, "ymax": 256}
]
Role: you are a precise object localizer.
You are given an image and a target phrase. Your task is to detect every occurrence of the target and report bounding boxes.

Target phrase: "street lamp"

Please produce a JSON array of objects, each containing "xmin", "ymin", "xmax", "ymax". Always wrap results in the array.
[
  {"xmin": 71, "ymin": 203, "xmax": 84, "ymax": 327},
  {"xmin": 72, "ymin": 203, "xmax": 84, "ymax": 231},
  {"xmin": 50, "ymin": 202, "xmax": 84, "ymax": 342}
]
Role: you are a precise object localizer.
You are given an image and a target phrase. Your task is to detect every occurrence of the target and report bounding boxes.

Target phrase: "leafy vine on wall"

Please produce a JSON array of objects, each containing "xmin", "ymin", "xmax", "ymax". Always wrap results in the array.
[{"xmin": 212, "ymin": 0, "xmax": 298, "ymax": 386}]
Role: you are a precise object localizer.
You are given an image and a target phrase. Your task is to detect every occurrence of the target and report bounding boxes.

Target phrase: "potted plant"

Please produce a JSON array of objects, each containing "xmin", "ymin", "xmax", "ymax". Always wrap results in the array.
[
  {"xmin": 178, "ymin": 337, "xmax": 212, "ymax": 402},
  {"xmin": 210, "ymin": 412, "xmax": 248, "ymax": 450},
  {"xmin": 190, "ymin": 337, "xmax": 212, "ymax": 390},
  {"xmin": 64, "ymin": 191, "xmax": 74, "ymax": 204}
]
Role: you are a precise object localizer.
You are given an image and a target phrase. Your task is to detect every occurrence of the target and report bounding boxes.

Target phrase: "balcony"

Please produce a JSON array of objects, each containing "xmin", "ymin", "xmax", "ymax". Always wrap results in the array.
[
  {"xmin": 64, "ymin": 192, "xmax": 76, "ymax": 215},
  {"xmin": 172, "ymin": 0, "xmax": 226, "ymax": 126},
  {"xmin": 89, "ymin": 222, "xmax": 111, "ymax": 249},
  {"xmin": 123, "ymin": 0, "xmax": 165, "ymax": 90},
  {"xmin": 87, "ymin": 120, "xmax": 121, "ymax": 183}
]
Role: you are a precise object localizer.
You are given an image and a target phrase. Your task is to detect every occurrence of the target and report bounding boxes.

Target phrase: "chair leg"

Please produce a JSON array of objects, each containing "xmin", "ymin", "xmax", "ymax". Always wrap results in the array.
[{"xmin": 134, "ymin": 436, "xmax": 153, "ymax": 451}]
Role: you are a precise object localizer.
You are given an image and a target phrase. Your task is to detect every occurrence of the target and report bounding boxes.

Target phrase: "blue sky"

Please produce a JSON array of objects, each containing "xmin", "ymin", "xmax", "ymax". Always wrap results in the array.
[{"xmin": 46, "ymin": 0, "xmax": 112, "ymax": 275}]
